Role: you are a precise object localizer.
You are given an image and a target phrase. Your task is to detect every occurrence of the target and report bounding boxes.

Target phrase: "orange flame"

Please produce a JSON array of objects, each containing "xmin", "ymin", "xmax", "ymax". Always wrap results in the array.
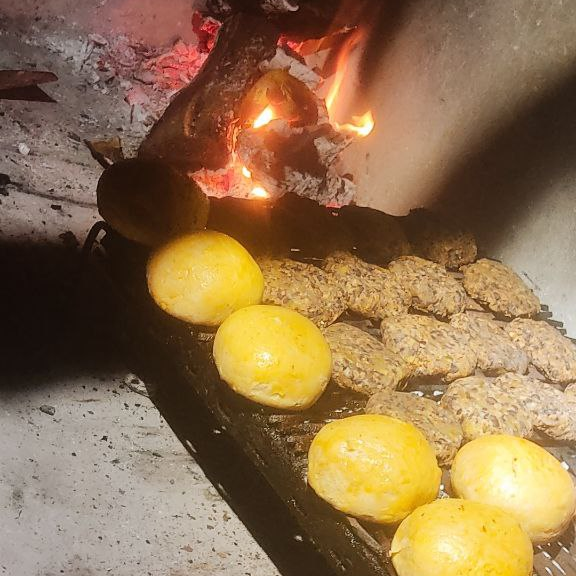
[
  {"xmin": 336, "ymin": 111, "xmax": 374, "ymax": 137},
  {"xmin": 250, "ymin": 186, "xmax": 269, "ymax": 198},
  {"xmin": 253, "ymin": 106, "xmax": 275, "ymax": 129},
  {"xmin": 324, "ymin": 31, "xmax": 364, "ymax": 113},
  {"xmin": 325, "ymin": 29, "xmax": 374, "ymax": 138},
  {"xmin": 240, "ymin": 164, "xmax": 269, "ymax": 199}
]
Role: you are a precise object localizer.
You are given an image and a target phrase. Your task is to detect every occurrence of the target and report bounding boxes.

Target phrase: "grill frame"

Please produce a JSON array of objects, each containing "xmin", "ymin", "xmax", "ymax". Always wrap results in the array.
[{"xmin": 92, "ymin": 219, "xmax": 576, "ymax": 576}]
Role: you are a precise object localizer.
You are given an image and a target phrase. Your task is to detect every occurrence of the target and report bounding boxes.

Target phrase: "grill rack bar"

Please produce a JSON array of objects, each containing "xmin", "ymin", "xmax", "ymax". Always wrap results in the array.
[{"xmin": 92, "ymin": 223, "xmax": 576, "ymax": 576}]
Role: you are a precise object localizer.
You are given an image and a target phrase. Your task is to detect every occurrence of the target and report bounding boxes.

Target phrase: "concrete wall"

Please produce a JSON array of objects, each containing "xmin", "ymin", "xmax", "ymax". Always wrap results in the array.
[
  {"xmin": 0, "ymin": 0, "xmax": 201, "ymax": 46},
  {"xmin": 341, "ymin": 0, "xmax": 576, "ymax": 334}
]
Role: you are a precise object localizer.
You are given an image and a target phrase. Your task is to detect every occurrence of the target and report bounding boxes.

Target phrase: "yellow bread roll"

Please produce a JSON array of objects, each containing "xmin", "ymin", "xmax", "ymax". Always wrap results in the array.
[
  {"xmin": 451, "ymin": 435, "xmax": 576, "ymax": 544},
  {"xmin": 213, "ymin": 305, "xmax": 331, "ymax": 409},
  {"xmin": 391, "ymin": 499, "xmax": 533, "ymax": 576},
  {"xmin": 307, "ymin": 415, "xmax": 441, "ymax": 524},
  {"xmin": 147, "ymin": 231, "xmax": 263, "ymax": 326}
]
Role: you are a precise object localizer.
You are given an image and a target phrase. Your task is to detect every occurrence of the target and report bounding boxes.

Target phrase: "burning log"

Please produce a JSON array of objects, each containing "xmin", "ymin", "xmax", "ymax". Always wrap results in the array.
[
  {"xmin": 207, "ymin": 193, "xmax": 352, "ymax": 257},
  {"xmin": 138, "ymin": 14, "xmax": 279, "ymax": 173},
  {"xmin": 236, "ymin": 114, "xmax": 355, "ymax": 205}
]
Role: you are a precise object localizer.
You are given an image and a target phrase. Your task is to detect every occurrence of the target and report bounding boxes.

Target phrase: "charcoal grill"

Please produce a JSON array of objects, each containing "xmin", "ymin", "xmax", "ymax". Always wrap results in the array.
[{"xmin": 87, "ymin": 194, "xmax": 576, "ymax": 576}]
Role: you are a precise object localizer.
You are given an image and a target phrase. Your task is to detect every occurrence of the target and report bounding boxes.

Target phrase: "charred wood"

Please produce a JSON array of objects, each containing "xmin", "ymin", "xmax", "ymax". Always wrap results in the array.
[
  {"xmin": 207, "ymin": 194, "xmax": 352, "ymax": 258},
  {"xmin": 138, "ymin": 14, "xmax": 279, "ymax": 173}
]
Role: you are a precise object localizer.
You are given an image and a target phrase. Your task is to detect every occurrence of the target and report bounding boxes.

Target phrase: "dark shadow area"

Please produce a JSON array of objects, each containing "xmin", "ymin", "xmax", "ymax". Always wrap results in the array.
[
  {"xmin": 433, "ymin": 70, "xmax": 576, "ymax": 251},
  {"xmin": 0, "ymin": 234, "xmax": 336, "ymax": 575},
  {"xmin": 133, "ymin": 353, "xmax": 335, "ymax": 576},
  {"xmin": 0, "ymin": 240, "xmax": 124, "ymax": 393}
]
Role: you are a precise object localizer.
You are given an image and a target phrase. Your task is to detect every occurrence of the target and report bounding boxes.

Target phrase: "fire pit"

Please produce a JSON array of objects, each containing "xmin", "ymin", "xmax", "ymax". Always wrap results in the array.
[
  {"xmin": 135, "ymin": 9, "xmax": 374, "ymax": 207},
  {"xmin": 85, "ymin": 2, "xmax": 576, "ymax": 575},
  {"xmin": 5, "ymin": 0, "xmax": 576, "ymax": 574}
]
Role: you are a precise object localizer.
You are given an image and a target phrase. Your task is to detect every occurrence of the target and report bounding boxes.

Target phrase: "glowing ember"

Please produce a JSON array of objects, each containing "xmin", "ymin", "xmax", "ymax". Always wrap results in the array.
[
  {"xmin": 324, "ymin": 29, "xmax": 374, "ymax": 138},
  {"xmin": 241, "ymin": 165, "xmax": 252, "ymax": 178},
  {"xmin": 253, "ymin": 106, "xmax": 275, "ymax": 129},
  {"xmin": 250, "ymin": 186, "xmax": 269, "ymax": 198},
  {"xmin": 335, "ymin": 111, "xmax": 375, "ymax": 137}
]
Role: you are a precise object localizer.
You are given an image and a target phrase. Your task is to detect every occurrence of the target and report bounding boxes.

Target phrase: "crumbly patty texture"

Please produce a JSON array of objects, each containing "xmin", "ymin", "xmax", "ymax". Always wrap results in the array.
[
  {"xmin": 388, "ymin": 256, "xmax": 467, "ymax": 317},
  {"xmin": 258, "ymin": 257, "xmax": 347, "ymax": 328},
  {"xmin": 323, "ymin": 251, "xmax": 409, "ymax": 319},
  {"xmin": 440, "ymin": 376, "xmax": 533, "ymax": 441},
  {"xmin": 494, "ymin": 373, "xmax": 576, "ymax": 441},
  {"xmin": 365, "ymin": 390, "xmax": 463, "ymax": 466},
  {"xmin": 380, "ymin": 314, "xmax": 476, "ymax": 382},
  {"xmin": 402, "ymin": 209, "xmax": 478, "ymax": 270},
  {"xmin": 505, "ymin": 318, "xmax": 576, "ymax": 384},
  {"xmin": 323, "ymin": 323, "xmax": 410, "ymax": 395},
  {"xmin": 450, "ymin": 312, "xmax": 529, "ymax": 375},
  {"xmin": 461, "ymin": 259, "xmax": 540, "ymax": 318}
]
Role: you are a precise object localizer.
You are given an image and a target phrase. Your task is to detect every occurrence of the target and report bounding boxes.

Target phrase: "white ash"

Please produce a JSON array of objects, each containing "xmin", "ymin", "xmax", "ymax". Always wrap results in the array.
[
  {"xmin": 314, "ymin": 131, "xmax": 352, "ymax": 166},
  {"xmin": 282, "ymin": 170, "xmax": 324, "ymax": 199},
  {"xmin": 260, "ymin": 47, "xmax": 321, "ymax": 89},
  {"xmin": 324, "ymin": 168, "xmax": 356, "ymax": 206}
]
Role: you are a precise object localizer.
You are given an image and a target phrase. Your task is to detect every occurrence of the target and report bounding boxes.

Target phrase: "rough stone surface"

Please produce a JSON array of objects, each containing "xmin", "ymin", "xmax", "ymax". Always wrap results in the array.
[{"xmin": 0, "ymin": 13, "xmax": 278, "ymax": 576}]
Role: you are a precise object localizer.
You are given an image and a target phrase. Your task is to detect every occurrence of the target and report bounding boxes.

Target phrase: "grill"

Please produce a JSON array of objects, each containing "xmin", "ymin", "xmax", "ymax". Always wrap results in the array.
[{"xmin": 89, "ymin": 195, "xmax": 576, "ymax": 576}]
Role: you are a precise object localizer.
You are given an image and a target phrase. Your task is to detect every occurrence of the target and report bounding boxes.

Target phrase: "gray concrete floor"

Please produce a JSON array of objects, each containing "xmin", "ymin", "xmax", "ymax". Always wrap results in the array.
[{"xmin": 0, "ymin": 13, "xmax": 280, "ymax": 576}]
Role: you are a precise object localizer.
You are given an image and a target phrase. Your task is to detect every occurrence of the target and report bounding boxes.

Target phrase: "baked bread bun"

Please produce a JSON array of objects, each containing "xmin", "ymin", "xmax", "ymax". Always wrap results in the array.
[
  {"xmin": 391, "ymin": 499, "xmax": 533, "ymax": 576},
  {"xmin": 97, "ymin": 159, "xmax": 209, "ymax": 246},
  {"xmin": 147, "ymin": 231, "xmax": 263, "ymax": 326},
  {"xmin": 451, "ymin": 435, "xmax": 576, "ymax": 543},
  {"xmin": 213, "ymin": 305, "xmax": 331, "ymax": 410},
  {"xmin": 307, "ymin": 414, "xmax": 441, "ymax": 524}
]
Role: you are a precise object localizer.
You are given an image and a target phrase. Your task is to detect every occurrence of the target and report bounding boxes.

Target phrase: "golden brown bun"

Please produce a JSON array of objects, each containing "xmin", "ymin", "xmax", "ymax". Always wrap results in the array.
[
  {"xmin": 147, "ymin": 231, "xmax": 263, "ymax": 326},
  {"xmin": 391, "ymin": 499, "xmax": 533, "ymax": 576},
  {"xmin": 213, "ymin": 305, "xmax": 331, "ymax": 410},
  {"xmin": 97, "ymin": 159, "xmax": 209, "ymax": 246},
  {"xmin": 451, "ymin": 435, "xmax": 576, "ymax": 544},
  {"xmin": 307, "ymin": 414, "xmax": 441, "ymax": 524}
]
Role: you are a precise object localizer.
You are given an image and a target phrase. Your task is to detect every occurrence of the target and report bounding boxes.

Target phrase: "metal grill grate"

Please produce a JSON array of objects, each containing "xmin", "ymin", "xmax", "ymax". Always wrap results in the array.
[{"xmin": 95, "ymin": 224, "xmax": 576, "ymax": 576}]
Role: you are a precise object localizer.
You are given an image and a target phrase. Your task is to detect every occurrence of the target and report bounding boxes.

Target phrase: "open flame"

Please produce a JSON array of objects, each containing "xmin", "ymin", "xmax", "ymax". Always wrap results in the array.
[
  {"xmin": 229, "ymin": 29, "xmax": 374, "ymax": 203},
  {"xmin": 250, "ymin": 186, "xmax": 269, "ymax": 199},
  {"xmin": 253, "ymin": 106, "xmax": 275, "ymax": 129},
  {"xmin": 240, "ymin": 164, "xmax": 269, "ymax": 199},
  {"xmin": 324, "ymin": 28, "xmax": 374, "ymax": 138},
  {"xmin": 233, "ymin": 109, "xmax": 276, "ymax": 199},
  {"xmin": 336, "ymin": 111, "xmax": 374, "ymax": 137}
]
